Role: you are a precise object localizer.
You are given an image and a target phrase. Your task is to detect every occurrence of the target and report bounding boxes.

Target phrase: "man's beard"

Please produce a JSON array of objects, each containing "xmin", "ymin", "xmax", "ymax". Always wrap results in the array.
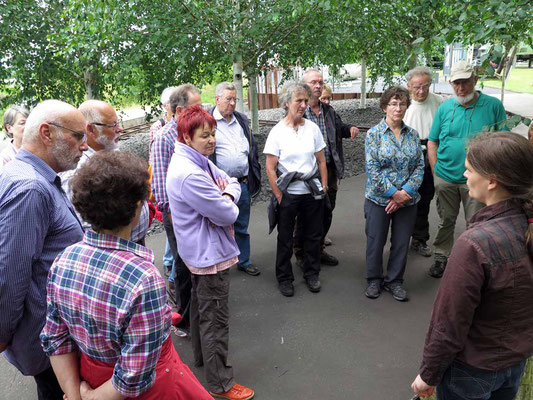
[
  {"xmin": 455, "ymin": 91, "xmax": 476, "ymax": 105},
  {"xmin": 52, "ymin": 134, "xmax": 79, "ymax": 172},
  {"xmin": 95, "ymin": 131, "xmax": 118, "ymax": 150}
]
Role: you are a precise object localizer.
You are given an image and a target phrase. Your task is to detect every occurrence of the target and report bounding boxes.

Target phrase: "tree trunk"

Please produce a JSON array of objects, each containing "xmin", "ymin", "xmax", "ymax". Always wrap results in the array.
[
  {"xmin": 233, "ymin": 54, "xmax": 244, "ymax": 113},
  {"xmin": 83, "ymin": 69, "xmax": 95, "ymax": 100},
  {"xmin": 248, "ymin": 74, "xmax": 259, "ymax": 135},
  {"xmin": 360, "ymin": 58, "xmax": 367, "ymax": 109},
  {"xmin": 501, "ymin": 45, "xmax": 518, "ymax": 104}
]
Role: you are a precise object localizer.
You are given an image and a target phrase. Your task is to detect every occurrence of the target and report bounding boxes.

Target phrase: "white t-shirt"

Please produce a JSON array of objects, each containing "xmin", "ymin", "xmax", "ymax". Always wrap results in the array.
[
  {"xmin": 263, "ymin": 119, "xmax": 326, "ymax": 195},
  {"xmin": 404, "ymin": 92, "xmax": 444, "ymax": 140}
]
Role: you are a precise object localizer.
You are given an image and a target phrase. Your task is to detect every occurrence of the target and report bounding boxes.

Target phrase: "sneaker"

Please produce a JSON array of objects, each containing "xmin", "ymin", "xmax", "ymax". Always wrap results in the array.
[
  {"xmin": 411, "ymin": 239, "xmax": 432, "ymax": 257},
  {"xmin": 210, "ymin": 383, "xmax": 255, "ymax": 400},
  {"xmin": 306, "ymin": 276, "xmax": 321, "ymax": 293},
  {"xmin": 170, "ymin": 326, "xmax": 189, "ymax": 338},
  {"xmin": 324, "ymin": 236, "xmax": 333, "ymax": 246},
  {"xmin": 237, "ymin": 264, "xmax": 261, "ymax": 276},
  {"xmin": 383, "ymin": 283, "xmax": 409, "ymax": 302},
  {"xmin": 320, "ymin": 250, "xmax": 339, "ymax": 266},
  {"xmin": 365, "ymin": 281, "xmax": 382, "ymax": 299},
  {"xmin": 428, "ymin": 259, "xmax": 447, "ymax": 278},
  {"xmin": 278, "ymin": 281, "xmax": 294, "ymax": 297}
]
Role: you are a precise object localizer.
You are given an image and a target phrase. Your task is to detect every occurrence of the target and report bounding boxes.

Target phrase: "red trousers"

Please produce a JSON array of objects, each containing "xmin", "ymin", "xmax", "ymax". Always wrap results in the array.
[{"xmin": 80, "ymin": 337, "xmax": 212, "ymax": 399}]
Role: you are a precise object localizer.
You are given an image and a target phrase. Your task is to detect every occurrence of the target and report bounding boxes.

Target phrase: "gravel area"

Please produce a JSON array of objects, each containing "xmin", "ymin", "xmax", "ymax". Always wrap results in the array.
[{"xmin": 118, "ymin": 99, "xmax": 384, "ymax": 234}]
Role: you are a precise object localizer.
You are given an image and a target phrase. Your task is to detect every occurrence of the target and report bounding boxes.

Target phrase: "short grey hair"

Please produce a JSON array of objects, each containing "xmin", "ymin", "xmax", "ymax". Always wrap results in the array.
[
  {"xmin": 3, "ymin": 105, "xmax": 30, "ymax": 138},
  {"xmin": 161, "ymin": 86, "xmax": 177, "ymax": 105},
  {"xmin": 23, "ymin": 100, "xmax": 77, "ymax": 144},
  {"xmin": 278, "ymin": 81, "xmax": 312, "ymax": 112},
  {"xmin": 169, "ymin": 84, "xmax": 200, "ymax": 114},
  {"xmin": 215, "ymin": 82, "xmax": 236, "ymax": 97},
  {"xmin": 405, "ymin": 66, "xmax": 433, "ymax": 83},
  {"xmin": 302, "ymin": 69, "xmax": 322, "ymax": 81}
]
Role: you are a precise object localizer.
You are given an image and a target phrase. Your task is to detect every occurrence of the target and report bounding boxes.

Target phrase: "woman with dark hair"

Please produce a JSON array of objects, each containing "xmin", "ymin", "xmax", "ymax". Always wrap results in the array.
[
  {"xmin": 263, "ymin": 81, "xmax": 328, "ymax": 297},
  {"xmin": 167, "ymin": 105, "xmax": 254, "ymax": 400},
  {"xmin": 412, "ymin": 132, "xmax": 533, "ymax": 400},
  {"xmin": 364, "ymin": 86, "xmax": 424, "ymax": 301},
  {"xmin": 40, "ymin": 151, "xmax": 211, "ymax": 400},
  {"xmin": 1, "ymin": 105, "xmax": 29, "ymax": 168}
]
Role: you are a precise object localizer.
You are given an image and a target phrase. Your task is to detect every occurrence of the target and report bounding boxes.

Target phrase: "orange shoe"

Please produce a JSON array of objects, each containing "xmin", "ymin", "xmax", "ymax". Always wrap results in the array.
[{"xmin": 210, "ymin": 383, "xmax": 254, "ymax": 400}]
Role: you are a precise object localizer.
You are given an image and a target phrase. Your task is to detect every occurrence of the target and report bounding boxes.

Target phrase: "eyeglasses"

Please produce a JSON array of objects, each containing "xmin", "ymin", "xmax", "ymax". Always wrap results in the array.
[
  {"xmin": 222, "ymin": 97, "xmax": 238, "ymax": 103},
  {"xmin": 387, "ymin": 102, "xmax": 408, "ymax": 109},
  {"xmin": 47, "ymin": 121, "xmax": 87, "ymax": 142},
  {"xmin": 411, "ymin": 84, "xmax": 431, "ymax": 91},
  {"xmin": 90, "ymin": 121, "xmax": 120, "ymax": 130}
]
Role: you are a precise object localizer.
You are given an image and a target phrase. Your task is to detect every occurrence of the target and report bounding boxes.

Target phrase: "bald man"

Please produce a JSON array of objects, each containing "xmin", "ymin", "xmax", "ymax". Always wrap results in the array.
[{"xmin": 0, "ymin": 100, "xmax": 87, "ymax": 399}]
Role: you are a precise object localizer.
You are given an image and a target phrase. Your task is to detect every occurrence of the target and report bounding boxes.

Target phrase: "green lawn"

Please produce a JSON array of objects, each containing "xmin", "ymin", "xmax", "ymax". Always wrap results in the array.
[{"xmin": 482, "ymin": 67, "xmax": 533, "ymax": 94}]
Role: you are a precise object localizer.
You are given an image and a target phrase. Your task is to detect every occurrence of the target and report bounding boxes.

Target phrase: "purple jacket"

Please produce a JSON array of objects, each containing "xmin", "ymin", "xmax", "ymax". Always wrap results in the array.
[{"xmin": 167, "ymin": 142, "xmax": 241, "ymax": 268}]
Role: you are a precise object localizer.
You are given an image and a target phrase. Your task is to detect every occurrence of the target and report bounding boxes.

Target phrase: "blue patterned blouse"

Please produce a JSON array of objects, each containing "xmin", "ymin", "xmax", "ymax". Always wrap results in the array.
[{"xmin": 365, "ymin": 118, "xmax": 424, "ymax": 207}]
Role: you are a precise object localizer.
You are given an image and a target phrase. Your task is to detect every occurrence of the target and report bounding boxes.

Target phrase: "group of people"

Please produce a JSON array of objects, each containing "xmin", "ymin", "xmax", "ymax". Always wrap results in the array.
[{"xmin": 0, "ymin": 60, "xmax": 532, "ymax": 400}]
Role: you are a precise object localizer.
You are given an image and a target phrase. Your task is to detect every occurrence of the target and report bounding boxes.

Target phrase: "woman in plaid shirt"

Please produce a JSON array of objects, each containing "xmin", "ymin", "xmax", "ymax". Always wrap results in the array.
[{"xmin": 40, "ymin": 151, "xmax": 211, "ymax": 400}]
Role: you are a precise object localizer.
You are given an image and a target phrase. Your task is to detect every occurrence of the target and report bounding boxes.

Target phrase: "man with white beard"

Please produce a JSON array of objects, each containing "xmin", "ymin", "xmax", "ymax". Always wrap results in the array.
[
  {"xmin": 61, "ymin": 100, "xmax": 150, "ymax": 244},
  {"xmin": 427, "ymin": 61, "xmax": 507, "ymax": 278}
]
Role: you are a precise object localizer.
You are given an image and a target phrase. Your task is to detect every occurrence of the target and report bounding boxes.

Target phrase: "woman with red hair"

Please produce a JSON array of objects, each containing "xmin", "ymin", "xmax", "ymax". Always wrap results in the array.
[{"xmin": 167, "ymin": 106, "xmax": 254, "ymax": 400}]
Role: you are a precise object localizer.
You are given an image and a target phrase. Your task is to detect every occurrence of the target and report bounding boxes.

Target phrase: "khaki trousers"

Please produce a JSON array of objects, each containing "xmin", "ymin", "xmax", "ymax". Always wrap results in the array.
[{"xmin": 433, "ymin": 174, "xmax": 484, "ymax": 260}]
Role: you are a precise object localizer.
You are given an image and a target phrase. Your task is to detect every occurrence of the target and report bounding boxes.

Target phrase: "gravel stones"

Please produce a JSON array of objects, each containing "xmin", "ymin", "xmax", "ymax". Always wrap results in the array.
[{"xmin": 119, "ymin": 132, "xmax": 150, "ymax": 161}]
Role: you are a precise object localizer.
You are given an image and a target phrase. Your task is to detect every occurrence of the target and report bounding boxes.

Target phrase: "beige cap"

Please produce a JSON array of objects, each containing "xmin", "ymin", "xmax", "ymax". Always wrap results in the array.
[{"xmin": 450, "ymin": 61, "xmax": 474, "ymax": 82}]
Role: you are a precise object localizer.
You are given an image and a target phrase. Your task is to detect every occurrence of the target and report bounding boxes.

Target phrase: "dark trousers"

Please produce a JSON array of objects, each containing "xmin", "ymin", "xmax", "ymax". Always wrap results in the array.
[
  {"xmin": 34, "ymin": 367, "xmax": 63, "ymax": 400},
  {"xmin": 277, "ymin": 193, "xmax": 324, "ymax": 283},
  {"xmin": 190, "ymin": 270, "xmax": 234, "ymax": 393},
  {"xmin": 162, "ymin": 211, "xmax": 191, "ymax": 330},
  {"xmin": 412, "ymin": 150, "xmax": 435, "ymax": 243},
  {"xmin": 364, "ymin": 199, "xmax": 417, "ymax": 284},
  {"xmin": 294, "ymin": 166, "xmax": 336, "ymax": 255},
  {"xmin": 437, "ymin": 360, "xmax": 526, "ymax": 400}
]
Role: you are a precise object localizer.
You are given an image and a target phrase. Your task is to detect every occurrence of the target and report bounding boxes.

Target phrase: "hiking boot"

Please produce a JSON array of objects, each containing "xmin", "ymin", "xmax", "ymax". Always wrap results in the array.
[
  {"xmin": 320, "ymin": 250, "xmax": 339, "ymax": 266},
  {"xmin": 383, "ymin": 283, "xmax": 409, "ymax": 302},
  {"xmin": 279, "ymin": 281, "xmax": 294, "ymax": 297},
  {"xmin": 306, "ymin": 276, "xmax": 321, "ymax": 293},
  {"xmin": 237, "ymin": 263, "xmax": 261, "ymax": 276},
  {"xmin": 365, "ymin": 281, "xmax": 382, "ymax": 299},
  {"xmin": 411, "ymin": 239, "xmax": 432, "ymax": 257},
  {"xmin": 428, "ymin": 259, "xmax": 447, "ymax": 278}
]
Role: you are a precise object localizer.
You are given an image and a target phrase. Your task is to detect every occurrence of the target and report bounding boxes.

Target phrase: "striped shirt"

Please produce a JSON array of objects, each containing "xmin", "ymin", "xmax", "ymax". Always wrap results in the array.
[
  {"xmin": 150, "ymin": 117, "xmax": 178, "ymax": 214},
  {"xmin": 40, "ymin": 230, "xmax": 171, "ymax": 397},
  {"xmin": 0, "ymin": 149, "xmax": 84, "ymax": 376}
]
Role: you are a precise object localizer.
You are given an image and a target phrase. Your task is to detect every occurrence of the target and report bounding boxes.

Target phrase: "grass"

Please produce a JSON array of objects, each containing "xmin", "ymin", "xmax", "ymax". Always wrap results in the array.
[{"xmin": 481, "ymin": 66, "xmax": 533, "ymax": 94}]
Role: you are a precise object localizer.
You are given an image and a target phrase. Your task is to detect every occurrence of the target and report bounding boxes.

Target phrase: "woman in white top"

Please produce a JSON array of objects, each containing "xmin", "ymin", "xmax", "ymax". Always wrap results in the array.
[
  {"xmin": 264, "ymin": 81, "xmax": 328, "ymax": 297},
  {"xmin": 1, "ymin": 106, "xmax": 29, "ymax": 169}
]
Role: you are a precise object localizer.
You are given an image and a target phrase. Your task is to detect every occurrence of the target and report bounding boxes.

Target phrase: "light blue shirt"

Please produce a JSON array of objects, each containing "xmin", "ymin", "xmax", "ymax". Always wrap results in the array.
[
  {"xmin": 0, "ymin": 149, "xmax": 84, "ymax": 375},
  {"xmin": 213, "ymin": 107, "xmax": 249, "ymax": 178}
]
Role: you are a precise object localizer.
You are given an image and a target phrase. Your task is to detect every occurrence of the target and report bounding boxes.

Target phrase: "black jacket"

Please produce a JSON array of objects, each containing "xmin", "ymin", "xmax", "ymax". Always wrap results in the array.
[
  {"xmin": 305, "ymin": 101, "xmax": 355, "ymax": 179},
  {"xmin": 208, "ymin": 108, "xmax": 261, "ymax": 199}
]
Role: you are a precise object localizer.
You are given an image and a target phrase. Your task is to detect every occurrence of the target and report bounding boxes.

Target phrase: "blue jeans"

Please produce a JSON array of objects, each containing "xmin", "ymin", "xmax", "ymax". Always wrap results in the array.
[
  {"xmin": 235, "ymin": 182, "xmax": 251, "ymax": 267},
  {"xmin": 437, "ymin": 360, "xmax": 526, "ymax": 400},
  {"xmin": 163, "ymin": 240, "xmax": 175, "ymax": 282}
]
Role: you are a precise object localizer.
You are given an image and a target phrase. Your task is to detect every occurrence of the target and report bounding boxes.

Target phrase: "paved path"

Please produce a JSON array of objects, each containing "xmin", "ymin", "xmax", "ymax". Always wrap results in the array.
[{"xmin": 1, "ymin": 174, "xmax": 470, "ymax": 400}]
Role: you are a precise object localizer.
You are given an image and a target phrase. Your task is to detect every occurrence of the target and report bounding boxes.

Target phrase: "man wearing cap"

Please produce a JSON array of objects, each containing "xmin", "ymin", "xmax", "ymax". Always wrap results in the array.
[{"xmin": 427, "ymin": 61, "xmax": 507, "ymax": 278}]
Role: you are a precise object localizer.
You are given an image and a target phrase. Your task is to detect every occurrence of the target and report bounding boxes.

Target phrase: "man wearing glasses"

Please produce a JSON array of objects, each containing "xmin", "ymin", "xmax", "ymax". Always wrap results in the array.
[
  {"xmin": 0, "ymin": 100, "xmax": 87, "ymax": 399},
  {"xmin": 404, "ymin": 66, "xmax": 444, "ymax": 258},
  {"xmin": 60, "ymin": 99, "xmax": 150, "ymax": 246},
  {"xmin": 427, "ymin": 61, "xmax": 507, "ymax": 278},
  {"xmin": 209, "ymin": 81, "xmax": 262, "ymax": 277}
]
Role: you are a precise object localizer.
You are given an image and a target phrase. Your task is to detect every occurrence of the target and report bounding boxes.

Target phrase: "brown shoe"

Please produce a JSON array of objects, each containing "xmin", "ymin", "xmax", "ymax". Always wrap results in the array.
[{"xmin": 210, "ymin": 383, "xmax": 255, "ymax": 400}]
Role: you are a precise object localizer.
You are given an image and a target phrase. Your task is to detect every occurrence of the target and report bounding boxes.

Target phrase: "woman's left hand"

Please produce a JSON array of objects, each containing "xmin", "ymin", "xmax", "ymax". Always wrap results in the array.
[
  {"xmin": 411, "ymin": 375, "xmax": 435, "ymax": 398},
  {"xmin": 216, "ymin": 177, "xmax": 229, "ymax": 192}
]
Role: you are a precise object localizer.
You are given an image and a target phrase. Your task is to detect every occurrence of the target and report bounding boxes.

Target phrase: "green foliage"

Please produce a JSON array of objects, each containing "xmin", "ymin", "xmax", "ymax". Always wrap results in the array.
[{"xmin": 482, "ymin": 114, "xmax": 531, "ymax": 132}]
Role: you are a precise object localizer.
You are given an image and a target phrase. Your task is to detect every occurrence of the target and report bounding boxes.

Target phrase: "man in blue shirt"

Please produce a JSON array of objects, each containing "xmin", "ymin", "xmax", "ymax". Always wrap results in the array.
[{"xmin": 0, "ymin": 100, "xmax": 87, "ymax": 399}]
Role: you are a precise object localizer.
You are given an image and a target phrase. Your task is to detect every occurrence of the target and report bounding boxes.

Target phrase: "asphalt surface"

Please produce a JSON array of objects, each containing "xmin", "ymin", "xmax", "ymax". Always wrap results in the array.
[{"xmin": 0, "ymin": 173, "xmax": 471, "ymax": 400}]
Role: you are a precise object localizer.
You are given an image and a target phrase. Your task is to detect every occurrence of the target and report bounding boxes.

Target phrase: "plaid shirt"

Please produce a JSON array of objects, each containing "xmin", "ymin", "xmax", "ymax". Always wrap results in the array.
[
  {"xmin": 40, "ymin": 230, "xmax": 171, "ymax": 397},
  {"xmin": 150, "ymin": 117, "xmax": 178, "ymax": 214},
  {"xmin": 305, "ymin": 103, "xmax": 329, "ymax": 162}
]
